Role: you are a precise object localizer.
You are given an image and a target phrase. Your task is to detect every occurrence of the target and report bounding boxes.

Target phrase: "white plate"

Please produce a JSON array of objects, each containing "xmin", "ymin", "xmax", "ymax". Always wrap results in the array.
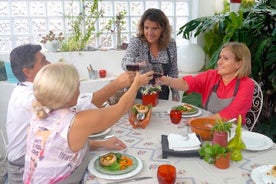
[
  {"xmin": 240, "ymin": 131, "xmax": 273, "ymax": 151},
  {"xmin": 251, "ymin": 165, "xmax": 276, "ymax": 184},
  {"xmin": 88, "ymin": 153, "xmax": 143, "ymax": 180},
  {"xmin": 167, "ymin": 108, "xmax": 202, "ymax": 118},
  {"xmin": 89, "ymin": 128, "xmax": 111, "ymax": 138},
  {"xmin": 182, "ymin": 109, "xmax": 202, "ymax": 118}
]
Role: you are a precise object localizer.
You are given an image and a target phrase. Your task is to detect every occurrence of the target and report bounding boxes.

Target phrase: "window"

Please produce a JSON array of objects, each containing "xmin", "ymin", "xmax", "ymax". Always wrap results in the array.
[{"xmin": 0, "ymin": 0, "xmax": 192, "ymax": 54}]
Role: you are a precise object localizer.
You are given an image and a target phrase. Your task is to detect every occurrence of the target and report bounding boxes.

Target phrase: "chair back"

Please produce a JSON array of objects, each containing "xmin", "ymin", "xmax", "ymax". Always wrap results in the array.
[
  {"xmin": 0, "ymin": 129, "xmax": 7, "ymax": 183},
  {"xmin": 245, "ymin": 79, "xmax": 263, "ymax": 131}
]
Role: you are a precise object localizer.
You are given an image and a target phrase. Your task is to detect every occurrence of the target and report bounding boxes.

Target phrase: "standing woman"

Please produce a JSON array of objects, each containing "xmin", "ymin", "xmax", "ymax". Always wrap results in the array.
[
  {"xmin": 160, "ymin": 42, "xmax": 254, "ymax": 124},
  {"xmin": 121, "ymin": 8, "xmax": 180, "ymax": 101}
]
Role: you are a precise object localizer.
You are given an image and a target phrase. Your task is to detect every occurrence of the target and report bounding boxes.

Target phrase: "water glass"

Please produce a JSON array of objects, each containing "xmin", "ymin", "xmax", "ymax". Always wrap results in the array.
[
  {"xmin": 88, "ymin": 70, "xmax": 98, "ymax": 80},
  {"xmin": 157, "ymin": 164, "xmax": 176, "ymax": 184}
]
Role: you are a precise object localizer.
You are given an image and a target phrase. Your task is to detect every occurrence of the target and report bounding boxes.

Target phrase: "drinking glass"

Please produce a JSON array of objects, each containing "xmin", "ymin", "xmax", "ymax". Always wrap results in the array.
[
  {"xmin": 135, "ymin": 56, "xmax": 152, "ymax": 73},
  {"xmin": 151, "ymin": 63, "xmax": 164, "ymax": 84},
  {"xmin": 169, "ymin": 110, "xmax": 182, "ymax": 124},
  {"xmin": 157, "ymin": 164, "xmax": 176, "ymax": 184},
  {"xmin": 152, "ymin": 63, "xmax": 164, "ymax": 78},
  {"xmin": 125, "ymin": 56, "xmax": 151, "ymax": 73},
  {"xmin": 125, "ymin": 58, "xmax": 139, "ymax": 72}
]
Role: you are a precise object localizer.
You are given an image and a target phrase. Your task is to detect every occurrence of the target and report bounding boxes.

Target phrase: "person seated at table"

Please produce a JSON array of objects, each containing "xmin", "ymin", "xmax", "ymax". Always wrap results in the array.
[
  {"xmin": 6, "ymin": 43, "xmax": 136, "ymax": 183},
  {"xmin": 121, "ymin": 8, "xmax": 180, "ymax": 101},
  {"xmin": 23, "ymin": 63, "xmax": 153, "ymax": 183},
  {"xmin": 159, "ymin": 42, "xmax": 254, "ymax": 124}
]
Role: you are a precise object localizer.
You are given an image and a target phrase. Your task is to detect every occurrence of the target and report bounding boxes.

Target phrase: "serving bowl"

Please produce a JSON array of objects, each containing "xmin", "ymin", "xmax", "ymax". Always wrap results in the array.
[{"xmin": 190, "ymin": 118, "xmax": 216, "ymax": 141}]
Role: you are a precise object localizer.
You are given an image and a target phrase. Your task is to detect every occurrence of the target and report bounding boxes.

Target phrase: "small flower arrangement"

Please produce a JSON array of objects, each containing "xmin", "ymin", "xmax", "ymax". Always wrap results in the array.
[
  {"xmin": 39, "ymin": 31, "xmax": 64, "ymax": 44},
  {"xmin": 140, "ymin": 84, "xmax": 162, "ymax": 95}
]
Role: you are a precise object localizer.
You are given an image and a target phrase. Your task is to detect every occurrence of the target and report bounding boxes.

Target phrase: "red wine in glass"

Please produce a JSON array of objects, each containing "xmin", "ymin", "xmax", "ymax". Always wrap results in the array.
[
  {"xmin": 153, "ymin": 73, "xmax": 163, "ymax": 78},
  {"xmin": 150, "ymin": 63, "xmax": 164, "ymax": 84},
  {"xmin": 126, "ymin": 64, "xmax": 139, "ymax": 71}
]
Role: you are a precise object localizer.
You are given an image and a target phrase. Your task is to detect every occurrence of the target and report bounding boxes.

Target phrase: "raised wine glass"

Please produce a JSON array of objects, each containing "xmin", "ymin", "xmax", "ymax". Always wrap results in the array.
[
  {"xmin": 125, "ymin": 57, "xmax": 139, "ymax": 71},
  {"xmin": 151, "ymin": 63, "xmax": 164, "ymax": 84}
]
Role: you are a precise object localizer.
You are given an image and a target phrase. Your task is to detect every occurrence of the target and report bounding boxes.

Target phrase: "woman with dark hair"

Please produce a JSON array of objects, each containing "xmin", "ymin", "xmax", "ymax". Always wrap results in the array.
[{"xmin": 121, "ymin": 8, "xmax": 180, "ymax": 101}]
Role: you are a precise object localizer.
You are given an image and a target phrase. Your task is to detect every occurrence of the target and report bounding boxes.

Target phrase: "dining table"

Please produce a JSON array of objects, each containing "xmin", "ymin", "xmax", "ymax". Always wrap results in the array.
[{"xmin": 83, "ymin": 99, "xmax": 276, "ymax": 184}]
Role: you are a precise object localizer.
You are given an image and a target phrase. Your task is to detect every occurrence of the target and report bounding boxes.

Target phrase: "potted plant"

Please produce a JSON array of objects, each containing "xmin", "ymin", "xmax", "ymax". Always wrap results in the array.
[
  {"xmin": 140, "ymin": 84, "xmax": 162, "ymax": 107},
  {"xmin": 211, "ymin": 119, "xmax": 233, "ymax": 147},
  {"xmin": 104, "ymin": 10, "xmax": 127, "ymax": 49},
  {"xmin": 60, "ymin": 0, "xmax": 104, "ymax": 52},
  {"xmin": 199, "ymin": 143, "xmax": 232, "ymax": 169},
  {"xmin": 0, "ymin": 60, "xmax": 7, "ymax": 81},
  {"xmin": 39, "ymin": 31, "xmax": 64, "ymax": 52}
]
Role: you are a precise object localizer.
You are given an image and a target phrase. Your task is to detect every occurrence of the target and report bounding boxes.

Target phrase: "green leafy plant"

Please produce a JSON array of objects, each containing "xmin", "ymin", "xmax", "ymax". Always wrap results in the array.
[
  {"xmin": 211, "ymin": 119, "xmax": 233, "ymax": 136},
  {"xmin": 177, "ymin": 0, "xmax": 275, "ymax": 86},
  {"xmin": 102, "ymin": 10, "xmax": 127, "ymax": 49},
  {"xmin": 199, "ymin": 143, "xmax": 232, "ymax": 164},
  {"xmin": 60, "ymin": 0, "xmax": 104, "ymax": 51},
  {"xmin": 140, "ymin": 85, "xmax": 162, "ymax": 95},
  {"xmin": 0, "ymin": 60, "xmax": 7, "ymax": 81}
]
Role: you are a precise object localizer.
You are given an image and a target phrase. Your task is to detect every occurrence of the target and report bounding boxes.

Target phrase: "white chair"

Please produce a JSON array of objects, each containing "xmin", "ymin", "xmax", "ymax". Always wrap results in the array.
[
  {"xmin": 245, "ymin": 79, "xmax": 263, "ymax": 131},
  {"xmin": 0, "ymin": 129, "xmax": 8, "ymax": 184}
]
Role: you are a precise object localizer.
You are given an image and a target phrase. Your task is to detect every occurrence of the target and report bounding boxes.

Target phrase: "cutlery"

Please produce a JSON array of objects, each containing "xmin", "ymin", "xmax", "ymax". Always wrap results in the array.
[
  {"xmin": 106, "ymin": 176, "xmax": 153, "ymax": 184},
  {"xmin": 134, "ymin": 112, "xmax": 145, "ymax": 125}
]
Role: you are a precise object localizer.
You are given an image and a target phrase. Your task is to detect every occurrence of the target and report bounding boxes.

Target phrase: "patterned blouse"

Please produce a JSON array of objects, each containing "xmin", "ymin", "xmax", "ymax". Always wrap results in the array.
[
  {"xmin": 121, "ymin": 37, "xmax": 179, "ymax": 100},
  {"xmin": 23, "ymin": 108, "xmax": 88, "ymax": 184}
]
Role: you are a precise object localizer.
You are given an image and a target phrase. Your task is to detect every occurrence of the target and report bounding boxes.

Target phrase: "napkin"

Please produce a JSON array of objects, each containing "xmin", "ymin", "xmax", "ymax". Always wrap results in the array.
[{"xmin": 168, "ymin": 133, "xmax": 201, "ymax": 151}]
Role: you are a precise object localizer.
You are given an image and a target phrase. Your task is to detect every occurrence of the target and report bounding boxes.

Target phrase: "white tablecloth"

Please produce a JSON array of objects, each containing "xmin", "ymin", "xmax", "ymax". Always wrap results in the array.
[{"xmin": 84, "ymin": 100, "xmax": 276, "ymax": 184}]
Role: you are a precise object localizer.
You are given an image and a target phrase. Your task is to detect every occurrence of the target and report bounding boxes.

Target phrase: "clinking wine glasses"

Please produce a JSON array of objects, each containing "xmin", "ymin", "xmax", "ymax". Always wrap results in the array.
[
  {"xmin": 151, "ymin": 63, "xmax": 164, "ymax": 85},
  {"xmin": 125, "ymin": 56, "xmax": 152, "ymax": 73}
]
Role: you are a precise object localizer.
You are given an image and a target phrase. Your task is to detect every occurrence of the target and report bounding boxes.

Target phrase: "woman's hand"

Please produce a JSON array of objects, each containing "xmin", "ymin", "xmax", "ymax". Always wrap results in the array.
[
  {"xmin": 133, "ymin": 71, "xmax": 154, "ymax": 88},
  {"xmin": 89, "ymin": 136, "xmax": 127, "ymax": 151}
]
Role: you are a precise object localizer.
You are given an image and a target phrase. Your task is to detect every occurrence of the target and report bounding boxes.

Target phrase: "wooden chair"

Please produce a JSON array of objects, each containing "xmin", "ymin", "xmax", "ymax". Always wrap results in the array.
[{"xmin": 245, "ymin": 79, "xmax": 263, "ymax": 131}]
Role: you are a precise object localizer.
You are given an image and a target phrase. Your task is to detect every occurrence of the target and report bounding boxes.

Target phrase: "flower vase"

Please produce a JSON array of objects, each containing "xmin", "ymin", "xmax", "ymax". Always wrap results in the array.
[
  {"xmin": 212, "ymin": 131, "xmax": 228, "ymax": 147},
  {"xmin": 230, "ymin": 0, "xmax": 241, "ymax": 12},
  {"xmin": 214, "ymin": 152, "xmax": 231, "ymax": 169},
  {"xmin": 142, "ymin": 93, "xmax": 159, "ymax": 107},
  {"xmin": 44, "ymin": 40, "xmax": 59, "ymax": 52}
]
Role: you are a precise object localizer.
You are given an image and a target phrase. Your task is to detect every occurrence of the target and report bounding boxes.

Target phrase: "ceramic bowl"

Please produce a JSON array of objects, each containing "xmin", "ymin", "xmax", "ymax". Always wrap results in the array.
[{"xmin": 190, "ymin": 118, "xmax": 216, "ymax": 141}]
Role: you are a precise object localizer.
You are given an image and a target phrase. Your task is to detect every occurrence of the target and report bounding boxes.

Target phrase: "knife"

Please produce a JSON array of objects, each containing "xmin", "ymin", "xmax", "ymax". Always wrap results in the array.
[{"xmin": 105, "ymin": 176, "xmax": 153, "ymax": 184}]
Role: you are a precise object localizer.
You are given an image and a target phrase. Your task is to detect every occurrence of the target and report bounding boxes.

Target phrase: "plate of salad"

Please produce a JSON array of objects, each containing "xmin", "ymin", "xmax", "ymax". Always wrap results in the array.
[
  {"xmin": 88, "ymin": 152, "xmax": 143, "ymax": 180},
  {"xmin": 169, "ymin": 103, "xmax": 202, "ymax": 117}
]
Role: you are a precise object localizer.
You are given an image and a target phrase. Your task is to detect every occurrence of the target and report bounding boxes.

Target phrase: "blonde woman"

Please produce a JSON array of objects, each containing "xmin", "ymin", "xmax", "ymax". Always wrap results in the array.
[
  {"xmin": 23, "ymin": 63, "xmax": 153, "ymax": 184},
  {"xmin": 160, "ymin": 42, "xmax": 254, "ymax": 124}
]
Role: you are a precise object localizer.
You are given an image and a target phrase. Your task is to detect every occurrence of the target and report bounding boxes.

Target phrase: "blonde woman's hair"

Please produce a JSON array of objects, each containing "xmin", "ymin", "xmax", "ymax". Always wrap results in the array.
[
  {"xmin": 222, "ymin": 42, "xmax": 251, "ymax": 78},
  {"xmin": 33, "ymin": 63, "xmax": 79, "ymax": 118}
]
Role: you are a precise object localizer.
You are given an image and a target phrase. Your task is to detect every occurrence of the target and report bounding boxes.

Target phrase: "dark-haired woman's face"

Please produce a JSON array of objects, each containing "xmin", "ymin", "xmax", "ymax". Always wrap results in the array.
[{"xmin": 144, "ymin": 20, "xmax": 162, "ymax": 44}]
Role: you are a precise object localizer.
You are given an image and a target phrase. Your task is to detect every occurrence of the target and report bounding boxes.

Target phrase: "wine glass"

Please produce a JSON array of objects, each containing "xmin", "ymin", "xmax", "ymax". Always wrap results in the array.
[
  {"xmin": 125, "ymin": 57, "xmax": 139, "ymax": 71},
  {"xmin": 151, "ymin": 63, "xmax": 164, "ymax": 84},
  {"xmin": 152, "ymin": 63, "xmax": 164, "ymax": 78}
]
